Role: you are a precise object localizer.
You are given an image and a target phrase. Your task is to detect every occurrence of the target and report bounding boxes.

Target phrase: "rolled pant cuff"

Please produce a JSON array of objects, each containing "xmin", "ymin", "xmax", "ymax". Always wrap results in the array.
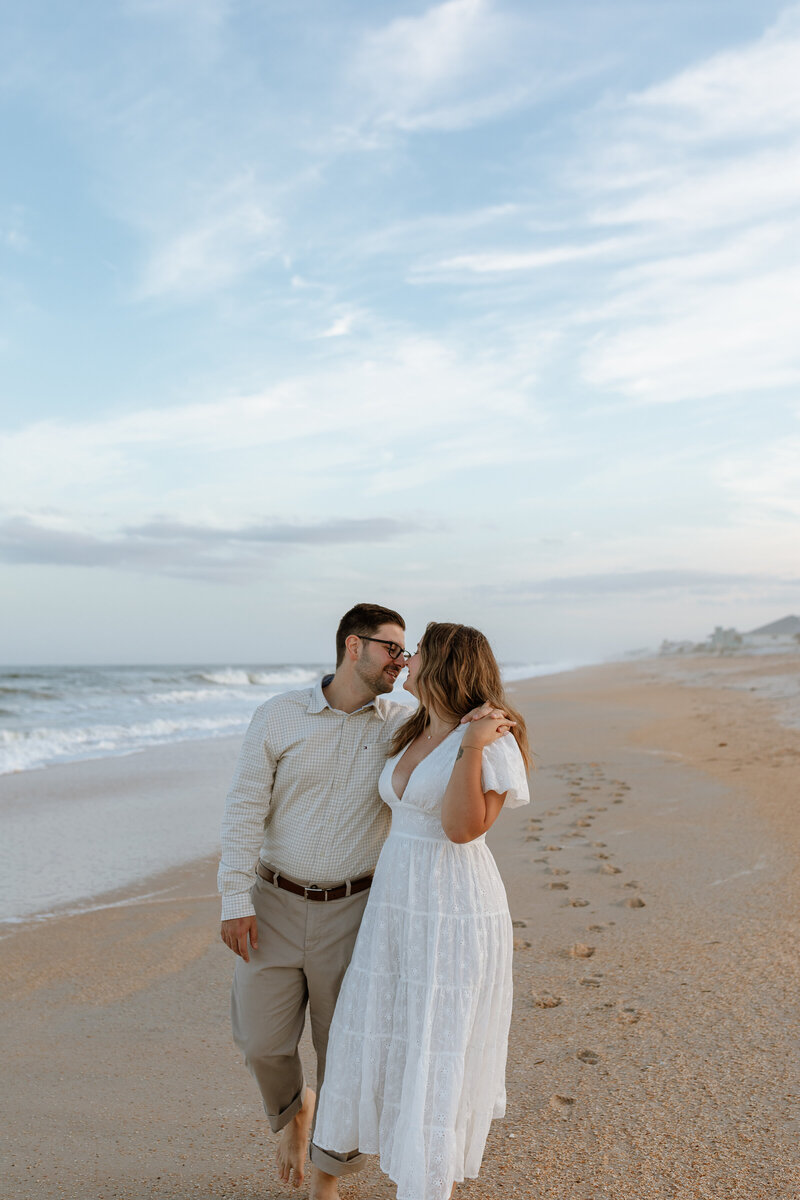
[
  {"xmin": 267, "ymin": 1084, "xmax": 305, "ymax": 1133},
  {"xmin": 310, "ymin": 1142, "xmax": 365, "ymax": 1177}
]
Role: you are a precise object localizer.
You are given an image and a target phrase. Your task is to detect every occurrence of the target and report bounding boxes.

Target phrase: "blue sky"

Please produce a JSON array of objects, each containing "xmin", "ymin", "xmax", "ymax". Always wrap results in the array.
[{"xmin": 1, "ymin": 0, "xmax": 799, "ymax": 665}]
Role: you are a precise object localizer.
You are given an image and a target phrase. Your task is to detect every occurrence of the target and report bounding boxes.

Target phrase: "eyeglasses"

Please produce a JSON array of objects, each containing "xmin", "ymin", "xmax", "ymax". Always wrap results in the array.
[{"xmin": 358, "ymin": 636, "xmax": 411, "ymax": 662}]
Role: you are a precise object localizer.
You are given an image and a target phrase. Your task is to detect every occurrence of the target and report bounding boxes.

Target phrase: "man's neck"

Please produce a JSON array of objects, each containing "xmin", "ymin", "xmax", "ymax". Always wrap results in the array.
[{"xmin": 322, "ymin": 669, "xmax": 380, "ymax": 714}]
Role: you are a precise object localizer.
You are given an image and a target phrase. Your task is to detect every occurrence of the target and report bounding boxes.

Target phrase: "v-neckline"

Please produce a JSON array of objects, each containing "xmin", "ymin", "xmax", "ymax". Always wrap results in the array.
[{"xmin": 390, "ymin": 727, "xmax": 460, "ymax": 802}]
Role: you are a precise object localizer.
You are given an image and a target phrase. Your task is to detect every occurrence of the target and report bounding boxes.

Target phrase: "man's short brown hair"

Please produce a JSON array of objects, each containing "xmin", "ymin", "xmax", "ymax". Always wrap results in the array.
[{"xmin": 335, "ymin": 603, "xmax": 406, "ymax": 667}]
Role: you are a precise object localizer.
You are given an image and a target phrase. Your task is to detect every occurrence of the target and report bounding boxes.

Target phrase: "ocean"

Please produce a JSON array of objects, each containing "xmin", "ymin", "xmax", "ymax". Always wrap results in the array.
[
  {"xmin": 0, "ymin": 660, "xmax": 583, "ymax": 777},
  {"xmin": 0, "ymin": 663, "xmax": 329, "ymax": 776}
]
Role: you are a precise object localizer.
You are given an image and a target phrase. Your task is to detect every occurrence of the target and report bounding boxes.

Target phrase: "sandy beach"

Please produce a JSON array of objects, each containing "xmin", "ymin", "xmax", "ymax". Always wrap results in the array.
[{"xmin": 1, "ymin": 656, "xmax": 798, "ymax": 1199}]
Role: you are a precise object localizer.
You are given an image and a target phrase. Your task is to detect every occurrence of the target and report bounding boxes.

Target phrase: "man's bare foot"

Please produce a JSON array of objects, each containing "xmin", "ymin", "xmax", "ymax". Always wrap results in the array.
[
  {"xmin": 309, "ymin": 1165, "xmax": 340, "ymax": 1200},
  {"xmin": 276, "ymin": 1087, "xmax": 316, "ymax": 1188}
]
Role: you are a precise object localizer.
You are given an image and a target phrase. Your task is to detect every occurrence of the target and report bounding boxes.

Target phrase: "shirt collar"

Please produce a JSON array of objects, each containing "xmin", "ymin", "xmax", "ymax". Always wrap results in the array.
[{"xmin": 307, "ymin": 674, "xmax": 387, "ymax": 720}]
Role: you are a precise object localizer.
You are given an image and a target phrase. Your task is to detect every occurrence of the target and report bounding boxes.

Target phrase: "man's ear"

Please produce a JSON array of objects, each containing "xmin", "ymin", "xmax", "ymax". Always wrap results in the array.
[{"xmin": 345, "ymin": 634, "xmax": 361, "ymax": 661}]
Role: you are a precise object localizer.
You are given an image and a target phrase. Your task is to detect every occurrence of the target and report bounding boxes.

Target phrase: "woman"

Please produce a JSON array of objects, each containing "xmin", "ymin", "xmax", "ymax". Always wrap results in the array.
[{"xmin": 313, "ymin": 621, "xmax": 531, "ymax": 1200}]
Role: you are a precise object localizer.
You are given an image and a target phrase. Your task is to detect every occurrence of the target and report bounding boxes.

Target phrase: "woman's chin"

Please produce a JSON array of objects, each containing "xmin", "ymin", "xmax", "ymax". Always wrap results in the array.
[{"xmin": 402, "ymin": 678, "xmax": 416, "ymax": 696}]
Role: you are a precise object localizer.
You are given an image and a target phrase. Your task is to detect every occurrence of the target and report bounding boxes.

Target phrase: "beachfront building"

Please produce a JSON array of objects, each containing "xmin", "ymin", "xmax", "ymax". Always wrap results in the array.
[
  {"xmin": 707, "ymin": 626, "xmax": 743, "ymax": 653},
  {"xmin": 743, "ymin": 615, "xmax": 800, "ymax": 649}
]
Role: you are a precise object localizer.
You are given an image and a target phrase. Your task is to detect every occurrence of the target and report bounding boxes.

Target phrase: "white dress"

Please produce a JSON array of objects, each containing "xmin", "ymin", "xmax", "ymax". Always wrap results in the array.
[{"xmin": 313, "ymin": 726, "xmax": 530, "ymax": 1200}]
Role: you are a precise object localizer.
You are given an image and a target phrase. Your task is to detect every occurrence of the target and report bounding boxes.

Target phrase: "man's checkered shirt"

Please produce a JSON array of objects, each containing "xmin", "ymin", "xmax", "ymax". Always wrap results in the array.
[{"xmin": 218, "ymin": 677, "xmax": 410, "ymax": 920}]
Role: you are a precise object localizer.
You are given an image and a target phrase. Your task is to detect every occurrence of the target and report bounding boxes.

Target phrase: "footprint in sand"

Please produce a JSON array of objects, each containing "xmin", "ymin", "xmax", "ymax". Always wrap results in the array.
[
  {"xmin": 625, "ymin": 897, "xmax": 646, "ymax": 908},
  {"xmin": 600, "ymin": 863, "xmax": 622, "ymax": 875},
  {"xmin": 549, "ymin": 1094, "xmax": 575, "ymax": 1111},
  {"xmin": 575, "ymin": 819, "xmax": 593, "ymax": 828},
  {"xmin": 624, "ymin": 880, "xmax": 640, "ymax": 888},
  {"xmin": 513, "ymin": 938, "xmax": 532, "ymax": 950},
  {"xmin": 579, "ymin": 977, "xmax": 602, "ymax": 988},
  {"xmin": 592, "ymin": 841, "xmax": 607, "ymax": 847},
  {"xmin": 569, "ymin": 898, "xmax": 590, "ymax": 907},
  {"xmin": 532, "ymin": 990, "xmax": 563, "ymax": 1008},
  {"xmin": 548, "ymin": 867, "xmax": 570, "ymax": 876},
  {"xmin": 587, "ymin": 924, "xmax": 606, "ymax": 932},
  {"xmin": 594, "ymin": 852, "xmax": 611, "ymax": 860},
  {"xmin": 571, "ymin": 943, "xmax": 595, "ymax": 958},
  {"xmin": 618, "ymin": 1007, "xmax": 641, "ymax": 1024},
  {"xmin": 512, "ymin": 920, "xmax": 527, "ymax": 928},
  {"xmin": 576, "ymin": 1049, "xmax": 600, "ymax": 1064},
  {"xmin": 525, "ymin": 835, "xmax": 541, "ymax": 842},
  {"xmin": 548, "ymin": 881, "xmax": 570, "ymax": 890}
]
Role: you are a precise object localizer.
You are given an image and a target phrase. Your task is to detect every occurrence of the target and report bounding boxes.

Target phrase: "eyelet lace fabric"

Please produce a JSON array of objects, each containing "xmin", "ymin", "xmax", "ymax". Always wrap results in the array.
[{"xmin": 314, "ymin": 728, "xmax": 530, "ymax": 1200}]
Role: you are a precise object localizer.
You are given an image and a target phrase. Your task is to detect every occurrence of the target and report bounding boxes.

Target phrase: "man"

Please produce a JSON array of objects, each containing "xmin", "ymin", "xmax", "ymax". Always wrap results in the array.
[{"xmin": 219, "ymin": 603, "xmax": 412, "ymax": 1200}]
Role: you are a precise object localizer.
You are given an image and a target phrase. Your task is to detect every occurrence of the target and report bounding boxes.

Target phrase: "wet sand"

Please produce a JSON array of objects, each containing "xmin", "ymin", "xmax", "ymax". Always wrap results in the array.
[{"xmin": 1, "ymin": 656, "xmax": 798, "ymax": 1199}]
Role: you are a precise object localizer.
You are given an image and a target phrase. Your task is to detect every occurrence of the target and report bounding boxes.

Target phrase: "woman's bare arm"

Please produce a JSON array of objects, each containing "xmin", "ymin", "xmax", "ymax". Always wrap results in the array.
[{"xmin": 441, "ymin": 715, "xmax": 514, "ymax": 843}]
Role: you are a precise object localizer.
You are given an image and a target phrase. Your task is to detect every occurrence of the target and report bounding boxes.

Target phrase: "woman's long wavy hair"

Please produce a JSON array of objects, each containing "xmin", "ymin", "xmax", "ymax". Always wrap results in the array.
[{"xmin": 390, "ymin": 621, "xmax": 531, "ymax": 768}]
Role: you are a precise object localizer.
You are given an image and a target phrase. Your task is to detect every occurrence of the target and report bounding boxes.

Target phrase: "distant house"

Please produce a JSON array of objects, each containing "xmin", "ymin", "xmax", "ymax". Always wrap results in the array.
[
  {"xmin": 745, "ymin": 615, "xmax": 800, "ymax": 640},
  {"xmin": 707, "ymin": 626, "xmax": 742, "ymax": 652}
]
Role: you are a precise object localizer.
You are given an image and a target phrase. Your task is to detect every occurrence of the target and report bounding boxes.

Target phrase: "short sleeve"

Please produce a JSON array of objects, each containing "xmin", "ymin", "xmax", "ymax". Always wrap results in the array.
[{"xmin": 481, "ymin": 734, "xmax": 530, "ymax": 808}]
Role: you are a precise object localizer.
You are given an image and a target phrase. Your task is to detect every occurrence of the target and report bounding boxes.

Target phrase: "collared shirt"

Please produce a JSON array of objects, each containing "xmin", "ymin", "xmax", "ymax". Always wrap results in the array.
[{"xmin": 218, "ymin": 676, "xmax": 410, "ymax": 920}]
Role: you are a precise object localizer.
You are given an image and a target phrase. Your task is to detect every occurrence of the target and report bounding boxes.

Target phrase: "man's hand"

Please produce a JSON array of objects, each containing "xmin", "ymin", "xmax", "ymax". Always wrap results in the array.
[
  {"xmin": 220, "ymin": 916, "xmax": 259, "ymax": 962},
  {"xmin": 461, "ymin": 701, "xmax": 508, "ymax": 724}
]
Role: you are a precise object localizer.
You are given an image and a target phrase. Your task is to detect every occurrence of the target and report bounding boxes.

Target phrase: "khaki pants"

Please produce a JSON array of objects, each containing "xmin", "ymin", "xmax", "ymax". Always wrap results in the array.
[{"xmin": 231, "ymin": 869, "xmax": 368, "ymax": 1177}]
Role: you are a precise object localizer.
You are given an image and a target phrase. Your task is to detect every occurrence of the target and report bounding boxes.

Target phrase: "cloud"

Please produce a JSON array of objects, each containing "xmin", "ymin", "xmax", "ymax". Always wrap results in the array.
[
  {"xmin": 631, "ymin": 5, "xmax": 800, "ymax": 141},
  {"xmin": 419, "ymin": 237, "xmax": 633, "ymax": 278},
  {"xmin": 590, "ymin": 144, "xmax": 800, "ymax": 233},
  {"xmin": 568, "ymin": 9, "xmax": 800, "ymax": 405},
  {"xmin": 0, "ymin": 514, "xmax": 421, "ymax": 580},
  {"xmin": 582, "ymin": 248, "xmax": 800, "ymax": 403},
  {"xmin": 137, "ymin": 175, "xmax": 279, "ymax": 299},
  {"xmin": 318, "ymin": 312, "xmax": 356, "ymax": 338},
  {"xmin": 125, "ymin": 516, "xmax": 417, "ymax": 545},
  {"xmin": 482, "ymin": 569, "xmax": 800, "ymax": 603},
  {"xmin": 0, "ymin": 329, "xmax": 541, "ymax": 512},
  {"xmin": 351, "ymin": 0, "xmax": 529, "ymax": 132}
]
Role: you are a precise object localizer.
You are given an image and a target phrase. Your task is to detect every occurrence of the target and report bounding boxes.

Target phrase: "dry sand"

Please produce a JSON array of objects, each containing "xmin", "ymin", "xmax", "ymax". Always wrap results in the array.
[{"xmin": 1, "ymin": 656, "xmax": 798, "ymax": 1199}]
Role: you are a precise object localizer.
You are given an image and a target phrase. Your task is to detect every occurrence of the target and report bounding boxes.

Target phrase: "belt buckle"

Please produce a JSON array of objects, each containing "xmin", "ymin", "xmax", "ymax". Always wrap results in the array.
[{"xmin": 303, "ymin": 883, "xmax": 326, "ymax": 901}]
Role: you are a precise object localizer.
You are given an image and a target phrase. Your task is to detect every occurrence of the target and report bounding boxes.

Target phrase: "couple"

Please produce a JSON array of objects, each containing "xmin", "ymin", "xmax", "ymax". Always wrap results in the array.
[{"xmin": 218, "ymin": 603, "xmax": 530, "ymax": 1200}]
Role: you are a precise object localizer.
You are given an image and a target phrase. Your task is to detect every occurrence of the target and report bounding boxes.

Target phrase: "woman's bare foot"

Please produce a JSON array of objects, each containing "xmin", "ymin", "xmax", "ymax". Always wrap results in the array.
[
  {"xmin": 276, "ymin": 1087, "xmax": 316, "ymax": 1188},
  {"xmin": 309, "ymin": 1165, "xmax": 340, "ymax": 1199}
]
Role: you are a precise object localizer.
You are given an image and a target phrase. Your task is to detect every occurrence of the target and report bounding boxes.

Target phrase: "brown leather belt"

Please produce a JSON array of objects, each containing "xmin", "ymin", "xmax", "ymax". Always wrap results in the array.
[{"xmin": 256, "ymin": 860, "xmax": 373, "ymax": 902}]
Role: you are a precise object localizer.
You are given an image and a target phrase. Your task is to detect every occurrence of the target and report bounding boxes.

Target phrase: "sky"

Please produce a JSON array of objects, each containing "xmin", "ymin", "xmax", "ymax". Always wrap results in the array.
[{"xmin": 1, "ymin": 0, "xmax": 799, "ymax": 666}]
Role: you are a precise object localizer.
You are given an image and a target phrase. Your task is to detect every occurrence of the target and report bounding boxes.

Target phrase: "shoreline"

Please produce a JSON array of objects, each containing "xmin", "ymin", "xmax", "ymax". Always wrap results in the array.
[{"xmin": 0, "ymin": 734, "xmax": 243, "ymax": 925}]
